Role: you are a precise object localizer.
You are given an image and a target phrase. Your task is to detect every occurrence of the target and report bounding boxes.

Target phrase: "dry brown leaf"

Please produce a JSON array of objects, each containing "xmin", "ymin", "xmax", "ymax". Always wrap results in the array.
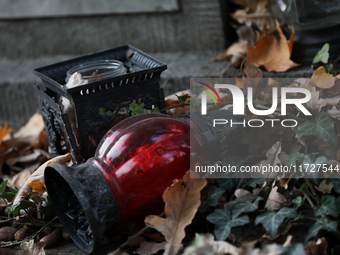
[
  {"xmin": 240, "ymin": 243, "xmax": 282, "ymax": 255},
  {"xmin": 225, "ymin": 188, "xmax": 261, "ymax": 211},
  {"xmin": 232, "ymin": 1, "xmax": 274, "ymax": 31},
  {"xmin": 20, "ymin": 239, "xmax": 46, "ymax": 255},
  {"xmin": 326, "ymin": 79, "xmax": 340, "ymax": 95},
  {"xmin": 212, "ymin": 42, "xmax": 247, "ymax": 61},
  {"xmin": 9, "ymin": 169, "xmax": 32, "ymax": 190},
  {"xmin": 14, "ymin": 113, "xmax": 44, "ymax": 138},
  {"xmin": 328, "ymin": 106, "xmax": 340, "ymax": 119},
  {"xmin": 304, "ymin": 237, "xmax": 327, "ymax": 255},
  {"xmin": 243, "ymin": 63, "xmax": 263, "ymax": 97},
  {"xmin": 278, "ymin": 151, "xmax": 290, "ymax": 166},
  {"xmin": 309, "ymin": 66, "xmax": 336, "ymax": 89},
  {"xmin": 265, "ymin": 186, "xmax": 286, "ymax": 210},
  {"xmin": 254, "ymin": 141, "xmax": 281, "ymax": 178},
  {"xmin": 142, "ymin": 232, "xmax": 165, "ymax": 243},
  {"xmin": 280, "ymin": 172, "xmax": 296, "ymax": 190},
  {"xmin": 6, "ymin": 149, "xmax": 42, "ymax": 166},
  {"xmin": 183, "ymin": 233, "xmax": 239, "ymax": 255},
  {"xmin": 236, "ymin": 25, "xmax": 257, "ymax": 47},
  {"xmin": 283, "ymin": 235, "xmax": 293, "ymax": 247},
  {"xmin": 145, "ymin": 172, "xmax": 207, "ymax": 255},
  {"xmin": 28, "ymin": 181, "xmax": 47, "ymax": 193},
  {"xmin": 11, "ymin": 153, "xmax": 71, "ymax": 206},
  {"xmin": 315, "ymin": 180, "xmax": 333, "ymax": 194},
  {"xmin": 231, "ymin": 0, "xmax": 270, "ymax": 12},
  {"xmin": 246, "ymin": 20, "xmax": 299, "ymax": 72},
  {"xmin": 325, "ymin": 94, "xmax": 340, "ymax": 106},
  {"xmin": 134, "ymin": 242, "xmax": 166, "ymax": 255},
  {"xmin": 306, "ymin": 87, "xmax": 326, "ymax": 114},
  {"xmin": 0, "ymin": 123, "xmax": 12, "ymax": 143}
]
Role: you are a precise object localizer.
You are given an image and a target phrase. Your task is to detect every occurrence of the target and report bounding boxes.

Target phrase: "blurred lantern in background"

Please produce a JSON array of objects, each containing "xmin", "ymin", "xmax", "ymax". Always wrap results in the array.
[{"xmin": 272, "ymin": 0, "xmax": 340, "ymax": 63}]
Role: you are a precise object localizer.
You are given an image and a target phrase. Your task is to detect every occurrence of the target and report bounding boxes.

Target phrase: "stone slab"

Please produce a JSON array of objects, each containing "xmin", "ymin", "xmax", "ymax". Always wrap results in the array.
[
  {"xmin": 0, "ymin": 0, "xmax": 179, "ymax": 19},
  {"xmin": 0, "ymin": 0, "xmax": 226, "ymax": 58},
  {"xmin": 0, "ymin": 52, "xmax": 317, "ymax": 131}
]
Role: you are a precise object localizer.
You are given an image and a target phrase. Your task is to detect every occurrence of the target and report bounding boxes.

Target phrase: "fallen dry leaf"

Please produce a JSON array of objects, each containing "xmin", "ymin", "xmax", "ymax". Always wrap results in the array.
[
  {"xmin": 183, "ymin": 233, "xmax": 239, "ymax": 255},
  {"xmin": 9, "ymin": 169, "xmax": 32, "ymax": 190},
  {"xmin": 134, "ymin": 242, "xmax": 166, "ymax": 255},
  {"xmin": 265, "ymin": 186, "xmax": 286, "ymax": 211},
  {"xmin": 11, "ymin": 153, "xmax": 71, "ymax": 206},
  {"xmin": 212, "ymin": 42, "xmax": 247, "ymax": 61},
  {"xmin": 145, "ymin": 172, "xmax": 207, "ymax": 255},
  {"xmin": 20, "ymin": 239, "xmax": 46, "ymax": 255},
  {"xmin": 231, "ymin": 0, "xmax": 270, "ymax": 13},
  {"xmin": 0, "ymin": 123, "xmax": 12, "ymax": 143},
  {"xmin": 243, "ymin": 63, "xmax": 263, "ymax": 97},
  {"xmin": 315, "ymin": 180, "xmax": 333, "ymax": 194},
  {"xmin": 328, "ymin": 106, "xmax": 340, "ymax": 119},
  {"xmin": 283, "ymin": 235, "xmax": 293, "ymax": 247},
  {"xmin": 14, "ymin": 113, "xmax": 44, "ymax": 138},
  {"xmin": 326, "ymin": 79, "xmax": 340, "ymax": 95},
  {"xmin": 304, "ymin": 237, "xmax": 327, "ymax": 255},
  {"xmin": 254, "ymin": 141, "xmax": 282, "ymax": 178},
  {"xmin": 246, "ymin": 20, "xmax": 299, "ymax": 72},
  {"xmin": 306, "ymin": 87, "xmax": 326, "ymax": 114},
  {"xmin": 309, "ymin": 66, "xmax": 336, "ymax": 89},
  {"xmin": 28, "ymin": 181, "xmax": 47, "ymax": 193},
  {"xmin": 225, "ymin": 188, "xmax": 261, "ymax": 211},
  {"xmin": 325, "ymin": 95, "xmax": 340, "ymax": 106},
  {"xmin": 240, "ymin": 243, "xmax": 282, "ymax": 255},
  {"xmin": 231, "ymin": 1, "xmax": 274, "ymax": 31}
]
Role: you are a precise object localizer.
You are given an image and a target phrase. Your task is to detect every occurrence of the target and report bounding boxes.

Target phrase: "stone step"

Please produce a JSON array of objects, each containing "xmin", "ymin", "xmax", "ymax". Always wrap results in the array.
[{"xmin": 0, "ymin": 52, "xmax": 315, "ymax": 131}]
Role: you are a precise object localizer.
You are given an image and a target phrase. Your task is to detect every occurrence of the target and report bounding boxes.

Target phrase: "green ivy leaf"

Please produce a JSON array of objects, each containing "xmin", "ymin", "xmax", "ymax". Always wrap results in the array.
[
  {"xmin": 292, "ymin": 196, "xmax": 305, "ymax": 210},
  {"xmin": 129, "ymin": 103, "xmax": 144, "ymax": 116},
  {"xmin": 98, "ymin": 107, "xmax": 108, "ymax": 116},
  {"xmin": 197, "ymin": 200, "xmax": 209, "ymax": 213},
  {"xmin": 218, "ymin": 179, "xmax": 238, "ymax": 192},
  {"xmin": 287, "ymin": 152, "xmax": 305, "ymax": 166},
  {"xmin": 313, "ymin": 43, "xmax": 329, "ymax": 64},
  {"xmin": 328, "ymin": 179, "xmax": 340, "ymax": 193},
  {"xmin": 255, "ymin": 207, "xmax": 297, "ymax": 238},
  {"xmin": 314, "ymin": 195, "xmax": 340, "ymax": 217},
  {"xmin": 302, "ymin": 155, "xmax": 328, "ymax": 185},
  {"xmin": 150, "ymin": 107, "xmax": 160, "ymax": 113},
  {"xmin": 0, "ymin": 180, "xmax": 16, "ymax": 202},
  {"xmin": 206, "ymin": 186, "xmax": 225, "ymax": 207},
  {"xmin": 175, "ymin": 94, "xmax": 190, "ymax": 104},
  {"xmin": 324, "ymin": 64, "xmax": 338, "ymax": 76},
  {"xmin": 282, "ymin": 243, "xmax": 306, "ymax": 255},
  {"xmin": 242, "ymin": 178, "xmax": 266, "ymax": 189},
  {"xmin": 8, "ymin": 195, "xmax": 36, "ymax": 215},
  {"xmin": 0, "ymin": 180, "xmax": 7, "ymax": 194},
  {"xmin": 300, "ymin": 183, "xmax": 308, "ymax": 191},
  {"xmin": 232, "ymin": 197, "xmax": 263, "ymax": 219},
  {"xmin": 305, "ymin": 217, "xmax": 338, "ymax": 242},
  {"xmin": 298, "ymin": 112, "xmax": 337, "ymax": 145},
  {"xmin": 207, "ymin": 209, "xmax": 249, "ymax": 241}
]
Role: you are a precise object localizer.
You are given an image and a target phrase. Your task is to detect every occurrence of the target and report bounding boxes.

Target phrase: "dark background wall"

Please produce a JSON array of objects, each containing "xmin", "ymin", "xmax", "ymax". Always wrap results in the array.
[{"xmin": 0, "ymin": 0, "xmax": 234, "ymax": 58}]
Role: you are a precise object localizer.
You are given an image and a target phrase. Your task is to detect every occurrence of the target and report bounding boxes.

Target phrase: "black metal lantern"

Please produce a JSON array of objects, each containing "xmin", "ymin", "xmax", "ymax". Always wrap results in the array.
[
  {"xmin": 33, "ymin": 45, "xmax": 167, "ymax": 164},
  {"xmin": 272, "ymin": 0, "xmax": 340, "ymax": 63}
]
